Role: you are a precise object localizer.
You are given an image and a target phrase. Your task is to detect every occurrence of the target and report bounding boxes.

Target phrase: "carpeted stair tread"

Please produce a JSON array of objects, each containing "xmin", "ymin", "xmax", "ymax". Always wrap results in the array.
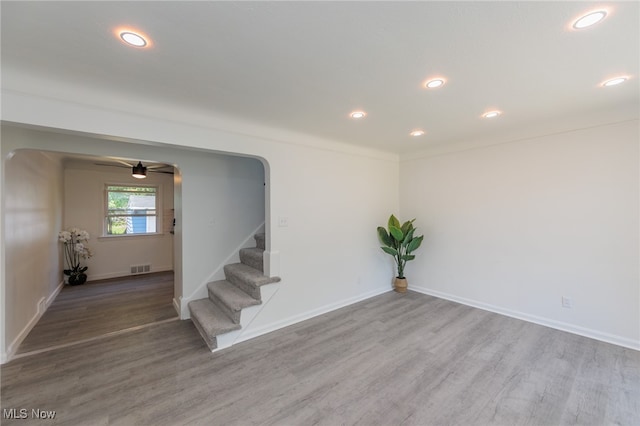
[
  {"xmin": 224, "ymin": 263, "xmax": 281, "ymax": 287},
  {"xmin": 189, "ymin": 231, "xmax": 282, "ymax": 351},
  {"xmin": 224, "ymin": 263, "xmax": 281, "ymax": 300},
  {"xmin": 208, "ymin": 280, "xmax": 261, "ymax": 311},
  {"xmin": 239, "ymin": 247, "xmax": 264, "ymax": 272},
  {"xmin": 254, "ymin": 233, "xmax": 265, "ymax": 250},
  {"xmin": 188, "ymin": 299, "xmax": 241, "ymax": 341}
]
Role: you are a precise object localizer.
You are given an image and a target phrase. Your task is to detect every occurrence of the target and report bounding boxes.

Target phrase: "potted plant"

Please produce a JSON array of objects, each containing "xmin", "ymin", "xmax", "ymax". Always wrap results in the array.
[
  {"xmin": 377, "ymin": 214, "xmax": 424, "ymax": 293},
  {"xmin": 58, "ymin": 228, "xmax": 93, "ymax": 285}
]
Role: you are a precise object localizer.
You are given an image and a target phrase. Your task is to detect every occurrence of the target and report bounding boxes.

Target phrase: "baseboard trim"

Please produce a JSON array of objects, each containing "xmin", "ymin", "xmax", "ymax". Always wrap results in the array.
[
  {"xmin": 235, "ymin": 286, "xmax": 391, "ymax": 345},
  {"xmin": 172, "ymin": 297, "xmax": 181, "ymax": 317},
  {"xmin": 410, "ymin": 285, "xmax": 640, "ymax": 351},
  {"xmin": 2, "ymin": 280, "xmax": 65, "ymax": 364},
  {"xmin": 87, "ymin": 266, "xmax": 173, "ymax": 282},
  {"xmin": 46, "ymin": 280, "xmax": 64, "ymax": 307}
]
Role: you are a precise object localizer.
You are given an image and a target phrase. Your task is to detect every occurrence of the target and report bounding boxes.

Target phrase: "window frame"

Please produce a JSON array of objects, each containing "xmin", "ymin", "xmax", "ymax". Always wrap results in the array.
[{"xmin": 103, "ymin": 183, "xmax": 162, "ymax": 237}]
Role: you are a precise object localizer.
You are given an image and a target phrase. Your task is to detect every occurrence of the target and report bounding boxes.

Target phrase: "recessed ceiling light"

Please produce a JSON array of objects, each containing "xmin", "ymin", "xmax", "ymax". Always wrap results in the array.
[
  {"xmin": 425, "ymin": 78, "xmax": 446, "ymax": 89},
  {"xmin": 602, "ymin": 76, "xmax": 628, "ymax": 87},
  {"xmin": 410, "ymin": 130, "xmax": 425, "ymax": 137},
  {"xmin": 350, "ymin": 111, "xmax": 366, "ymax": 119},
  {"xmin": 573, "ymin": 10, "xmax": 607, "ymax": 29},
  {"xmin": 482, "ymin": 111, "xmax": 501, "ymax": 119},
  {"xmin": 118, "ymin": 30, "xmax": 148, "ymax": 47}
]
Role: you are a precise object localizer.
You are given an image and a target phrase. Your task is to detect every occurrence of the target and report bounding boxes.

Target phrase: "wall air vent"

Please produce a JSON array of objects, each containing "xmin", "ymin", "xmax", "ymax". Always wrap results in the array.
[{"xmin": 130, "ymin": 264, "xmax": 151, "ymax": 275}]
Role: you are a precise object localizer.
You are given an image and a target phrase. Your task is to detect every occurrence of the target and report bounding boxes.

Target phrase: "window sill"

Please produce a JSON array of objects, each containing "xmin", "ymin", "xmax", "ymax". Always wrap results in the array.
[{"xmin": 98, "ymin": 233, "xmax": 166, "ymax": 241}]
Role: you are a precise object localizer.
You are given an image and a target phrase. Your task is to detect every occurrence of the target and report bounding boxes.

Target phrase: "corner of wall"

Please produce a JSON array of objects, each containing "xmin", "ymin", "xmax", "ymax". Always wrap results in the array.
[
  {"xmin": 173, "ymin": 297, "xmax": 182, "ymax": 318},
  {"xmin": 3, "ymin": 280, "xmax": 64, "ymax": 363}
]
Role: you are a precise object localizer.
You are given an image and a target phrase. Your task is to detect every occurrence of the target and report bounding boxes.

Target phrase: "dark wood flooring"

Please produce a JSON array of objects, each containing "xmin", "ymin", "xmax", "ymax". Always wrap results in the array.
[
  {"xmin": 2, "ymin": 290, "xmax": 638, "ymax": 425},
  {"xmin": 16, "ymin": 271, "xmax": 177, "ymax": 355}
]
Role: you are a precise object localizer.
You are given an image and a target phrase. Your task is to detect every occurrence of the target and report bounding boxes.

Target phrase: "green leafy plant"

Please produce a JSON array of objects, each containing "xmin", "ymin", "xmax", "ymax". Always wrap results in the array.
[{"xmin": 377, "ymin": 214, "xmax": 424, "ymax": 279}]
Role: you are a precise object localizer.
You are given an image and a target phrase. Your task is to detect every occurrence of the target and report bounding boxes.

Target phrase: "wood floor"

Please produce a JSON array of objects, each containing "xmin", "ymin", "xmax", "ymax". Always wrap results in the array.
[
  {"xmin": 2, "ymin": 290, "xmax": 638, "ymax": 425},
  {"xmin": 17, "ymin": 271, "xmax": 177, "ymax": 355}
]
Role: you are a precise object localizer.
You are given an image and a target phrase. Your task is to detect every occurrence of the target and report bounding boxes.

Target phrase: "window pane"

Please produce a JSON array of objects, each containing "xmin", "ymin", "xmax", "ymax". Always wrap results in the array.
[
  {"xmin": 107, "ymin": 209, "xmax": 157, "ymax": 217},
  {"xmin": 108, "ymin": 192, "xmax": 156, "ymax": 211},
  {"xmin": 106, "ymin": 216, "xmax": 128, "ymax": 235},
  {"xmin": 106, "ymin": 215, "xmax": 157, "ymax": 235},
  {"xmin": 107, "ymin": 186, "xmax": 156, "ymax": 193},
  {"xmin": 105, "ymin": 185, "xmax": 158, "ymax": 235}
]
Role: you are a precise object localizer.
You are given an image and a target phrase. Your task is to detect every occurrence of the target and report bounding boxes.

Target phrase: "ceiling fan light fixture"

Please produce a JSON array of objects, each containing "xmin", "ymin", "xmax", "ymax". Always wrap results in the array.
[{"xmin": 132, "ymin": 161, "xmax": 147, "ymax": 179}]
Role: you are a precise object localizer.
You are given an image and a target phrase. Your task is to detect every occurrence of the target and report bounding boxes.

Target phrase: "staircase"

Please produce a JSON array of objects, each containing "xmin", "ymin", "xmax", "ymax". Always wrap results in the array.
[{"xmin": 188, "ymin": 233, "xmax": 280, "ymax": 351}]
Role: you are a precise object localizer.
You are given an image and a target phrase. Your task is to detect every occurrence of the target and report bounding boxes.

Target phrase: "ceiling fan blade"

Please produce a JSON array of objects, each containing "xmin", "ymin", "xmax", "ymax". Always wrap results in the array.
[
  {"xmin": 93, "ymin": 161, "xmax": 173, "ymax": 173},
  {"xmin": 94, "ymin": 162, "xmax": 129, "ymax": 169}
]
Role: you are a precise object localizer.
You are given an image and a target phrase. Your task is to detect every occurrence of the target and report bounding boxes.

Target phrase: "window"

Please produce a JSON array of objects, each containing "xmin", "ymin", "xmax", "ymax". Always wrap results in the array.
[{"xmin": 105, "ymin": 185, "xmax": 158, "ymax": 235}]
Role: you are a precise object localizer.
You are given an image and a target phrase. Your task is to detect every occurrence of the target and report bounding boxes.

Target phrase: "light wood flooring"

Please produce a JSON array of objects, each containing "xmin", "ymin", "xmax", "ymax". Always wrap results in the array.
[
  {"xmin": 2, "ymin": 290, "xmax": 639, "ymax": 425},
  {"xmin": 16, "ymin": 271, "xmax": 177, "ymax": 355}
]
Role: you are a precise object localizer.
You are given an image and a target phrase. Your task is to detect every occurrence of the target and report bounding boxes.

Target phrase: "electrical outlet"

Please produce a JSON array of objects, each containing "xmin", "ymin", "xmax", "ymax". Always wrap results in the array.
[
  {"xmin": 562, "ymin": 296, "xmax": 573, "ymax": 309},
  {"xmin": 278, "ymin": 217, "xmax": 289, "ymax": 227}
]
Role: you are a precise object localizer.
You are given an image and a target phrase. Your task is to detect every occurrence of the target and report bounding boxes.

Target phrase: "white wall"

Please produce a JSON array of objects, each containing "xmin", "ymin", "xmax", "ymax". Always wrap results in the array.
[
  {"xmin": 240, "ymin": 141, "xmax": 399, "ymax": 337},
  {"xmin": 179, "ymin": 151, "xmax": 266, "ymax": 309},
  {"xmin": 3, "ymin": 149, "xmax": 65, "ymax": 360},
  {"xmin": 63, "ymin": 162, "xmax": 174, "ymax": 281},
  {"xmin": 2, "ymin": 89, "xmax": 636, "ymax": 356},
  {"xmin": 400, "ymin": 120, "xmax": 639, "ymax": 349},
  {"xmin": 1, "ymin": 91, "xmax": 400, "ymax": 360},
  {"xmin": 0, "ymin": 125, "xmax": 268, "ymax": 321}
]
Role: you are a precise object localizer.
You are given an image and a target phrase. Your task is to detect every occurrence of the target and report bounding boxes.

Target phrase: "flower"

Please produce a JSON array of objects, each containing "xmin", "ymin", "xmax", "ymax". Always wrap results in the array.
[{"xmin": 59, "ymin": 228, "xmax": 93, "ymax": 279}]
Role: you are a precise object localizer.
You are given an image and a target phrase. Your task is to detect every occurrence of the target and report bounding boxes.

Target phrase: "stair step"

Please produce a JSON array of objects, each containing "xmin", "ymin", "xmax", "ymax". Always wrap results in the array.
[
  {"xmin": 188, "ymin": 299, "xmax": 241, "ymax": 350},
  {"xmin": 189, "ymin": 231, "xmax": 281, "ymax": 352},
  {"xmin": 254, "ymin": 233, "xmax": 265, "ymax": 250},
  {"xmin": 208, "ymin": 280, "xmax": 261, "ymax": 323},
  {"xmin": 224, "ymin": 263, "xmax": 281, "ymax": 300},
  {"xmin": 239, "ymin": 247, "xmax": 264, "ymax": 272}
]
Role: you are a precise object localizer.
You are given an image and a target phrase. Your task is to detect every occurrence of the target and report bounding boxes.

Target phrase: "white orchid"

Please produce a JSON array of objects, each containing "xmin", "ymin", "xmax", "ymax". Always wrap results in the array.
[{"xmin": 58, "ymin": 227, "xmax": 93, "ymax": 284}]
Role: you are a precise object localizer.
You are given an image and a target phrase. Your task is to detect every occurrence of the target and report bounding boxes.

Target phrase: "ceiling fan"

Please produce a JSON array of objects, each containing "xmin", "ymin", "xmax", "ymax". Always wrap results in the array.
[{"xmin": 93, "ymin": 159, "xmax": 174, "ymax": 178}]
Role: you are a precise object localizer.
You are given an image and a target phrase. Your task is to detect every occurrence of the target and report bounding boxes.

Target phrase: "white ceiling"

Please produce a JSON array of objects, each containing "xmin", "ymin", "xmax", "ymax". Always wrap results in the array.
[{"xmin": 2, "ymin": 1, "xmax": 638, "ymax": 154}]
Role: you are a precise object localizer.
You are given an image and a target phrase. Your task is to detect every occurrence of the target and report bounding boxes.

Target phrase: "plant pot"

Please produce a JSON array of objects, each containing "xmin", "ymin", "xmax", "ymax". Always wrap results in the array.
[
  {"xmin": 394, "ymin": 277, "xmax": 408, "ymax": 293},
  {"xmin": 68, "ymin": 273, "xmax": 88, "ymax": 286}
]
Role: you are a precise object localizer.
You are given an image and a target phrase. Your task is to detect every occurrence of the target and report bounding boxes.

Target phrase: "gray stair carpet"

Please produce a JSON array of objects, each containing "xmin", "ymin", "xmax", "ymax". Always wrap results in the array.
[
  {"xmin": 239, "ymin": 247, "xmax": 264, "ymax": 272},
  {"xmin": 188, "ymin": 232, "xmax": 280, "ymax": 350},
  {"xmin": 188, "ymin": 299, "xmax": 241, "ymax": 350},
  {"xmin": 254, "ymin": 233, "xmax": 265, "ymax": 250},
  {"xmin": 208, "ymin": 280, "xmax": 261, "ymax": 323},
  {"xmin": 224, "ymin": 263, "xmax": 280, "ymax": 300}
]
